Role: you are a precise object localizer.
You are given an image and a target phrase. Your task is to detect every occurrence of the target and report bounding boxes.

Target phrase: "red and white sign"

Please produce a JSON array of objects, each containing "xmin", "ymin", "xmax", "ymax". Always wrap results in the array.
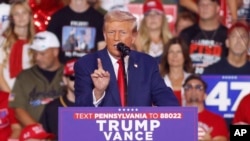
[{"xmin": 128, "ymin": 4, "xmax": 177, "ymax": 34}]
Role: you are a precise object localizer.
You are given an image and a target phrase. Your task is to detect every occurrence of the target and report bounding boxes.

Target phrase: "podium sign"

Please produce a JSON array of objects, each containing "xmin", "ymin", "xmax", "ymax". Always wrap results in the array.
[{"xmin": 59, "ymin": 107, "xmax": 197, "ymax": 141}]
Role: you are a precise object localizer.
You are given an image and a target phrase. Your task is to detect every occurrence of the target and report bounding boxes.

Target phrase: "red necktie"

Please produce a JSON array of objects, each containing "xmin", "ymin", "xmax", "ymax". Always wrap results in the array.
[{"xmin": 117, "ymin": 59, "xmax": 126, "ymax": 107}]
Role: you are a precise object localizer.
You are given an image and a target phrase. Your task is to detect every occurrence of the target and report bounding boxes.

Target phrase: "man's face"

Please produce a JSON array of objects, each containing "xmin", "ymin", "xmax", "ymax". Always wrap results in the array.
[
  {"xmin": 227, "ymin": 27, "xmax": 249, "ymax": 56},
  {"xmin": 184, "ymin": 79, "xmax": 206, "ymax": 106},
  {"xmin": 103, "ymin": 21, "xmax": 136, "ymax": 59},
  {"xmin": 198, "ymin": 0, "xmax": 220, "ymax": 21},
  {"xmin": 33, "ymin": 48, "xmax": 58, "ymax": 70}
]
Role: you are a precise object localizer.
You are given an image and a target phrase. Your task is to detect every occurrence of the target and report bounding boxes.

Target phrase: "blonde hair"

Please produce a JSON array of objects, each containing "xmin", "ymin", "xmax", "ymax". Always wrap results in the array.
[
  {"xmin": 2, "ymin": 0, "xmax": 35, "ymax": 65},
  {"xmin": 135, "ymin": 14, "xmax": 172, "ymax": 53},
  {"xmin": 103, "ymin": 10, "xmax": 137, "ymax": 33}
]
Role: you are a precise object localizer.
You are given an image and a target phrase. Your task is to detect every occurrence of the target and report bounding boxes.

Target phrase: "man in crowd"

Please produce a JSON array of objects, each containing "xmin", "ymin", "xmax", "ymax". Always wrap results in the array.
[
  {"xmin": 9, "ymin": 31, "xmax": 64, "ymax": 126},
  {"xmin": 40, "ymin": 59, "xmax": 76, "ymax": 139},
  {"xmin": 183, "ymin": 74, "xmax": 228, "ymax": 141},
  {"xmin": 180, "ymin": 0, "xmax": 228, "ymax": 74},
  {"xmin": 74, "ymin": 10, "xmax": 178, "ymax": 107},
  {"xmin": 204, "ymin": 22, "xmax": 250, "ymax": 74}
]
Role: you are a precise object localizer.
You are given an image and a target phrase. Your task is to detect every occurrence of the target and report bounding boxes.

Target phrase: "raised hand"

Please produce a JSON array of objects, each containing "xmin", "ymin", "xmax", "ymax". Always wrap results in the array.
[{"xmin": 91, "ymin": 58, "xmax": 110, "ymax": 99}]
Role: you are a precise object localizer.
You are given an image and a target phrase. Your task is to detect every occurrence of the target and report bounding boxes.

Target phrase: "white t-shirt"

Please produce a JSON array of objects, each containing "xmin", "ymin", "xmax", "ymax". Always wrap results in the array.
[
  {"xmin": 0, "ymin": 36, "xmax": 33, "ymax": 89},
  {"xmin": 163, "ymin": 72, "xmax": 191, "ymax": 106}
]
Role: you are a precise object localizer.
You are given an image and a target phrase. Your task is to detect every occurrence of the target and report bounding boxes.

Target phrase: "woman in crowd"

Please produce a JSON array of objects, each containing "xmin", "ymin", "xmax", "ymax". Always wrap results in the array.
[
  {"xmin": 134, "ymin": 0, "xmax": 172, "ymax": 62},
  {"xmin": 0, "ymin": 0, "xmax": 35, "ymax": 92},
  {"xmin": 159, "ymin": 37, "xmax": 194, "ymax": 105}
]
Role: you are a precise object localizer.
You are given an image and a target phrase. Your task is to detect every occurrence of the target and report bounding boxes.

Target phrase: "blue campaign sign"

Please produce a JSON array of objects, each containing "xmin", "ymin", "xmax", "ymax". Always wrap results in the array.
[
  {"xmin": 202, "ymin": 75, "xmax": 250, "ymax": 119},
  {"xmin": 59, "ymin": 107, "xmax": 197, "ymax": 141}
]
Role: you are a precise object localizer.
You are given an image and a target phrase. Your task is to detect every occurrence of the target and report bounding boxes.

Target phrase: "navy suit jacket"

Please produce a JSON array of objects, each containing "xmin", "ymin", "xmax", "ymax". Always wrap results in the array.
[{"xmin": 74, "ymin": 48, "xmax": 179, "ymax": 107}]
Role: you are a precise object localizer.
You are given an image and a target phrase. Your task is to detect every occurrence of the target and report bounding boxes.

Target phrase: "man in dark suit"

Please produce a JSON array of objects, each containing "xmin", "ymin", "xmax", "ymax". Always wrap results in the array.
[{"xmin": 74, "ymin": 10, "xmax": 178, "ymax": 107}]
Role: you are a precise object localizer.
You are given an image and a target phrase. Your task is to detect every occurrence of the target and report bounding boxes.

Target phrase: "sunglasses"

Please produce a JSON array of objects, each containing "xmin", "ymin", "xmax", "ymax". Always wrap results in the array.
[{"xmin": 183, "ymin": 84, "xmax": 204, "ymax": 91}]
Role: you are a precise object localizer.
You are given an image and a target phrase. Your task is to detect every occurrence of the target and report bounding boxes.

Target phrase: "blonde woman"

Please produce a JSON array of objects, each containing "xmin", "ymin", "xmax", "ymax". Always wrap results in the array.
[
  {"xmin": 134, "ymin": 0, "xmax": 172, "ymax": 62},
  {"xmin": 0, "ymin": 0, "xmax": 35, "ymax": 92}
]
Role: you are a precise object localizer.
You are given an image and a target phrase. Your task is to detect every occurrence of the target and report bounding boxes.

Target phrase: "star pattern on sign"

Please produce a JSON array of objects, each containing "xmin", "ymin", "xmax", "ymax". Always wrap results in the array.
[
  {"xmin": 222, "ymin": 75, "xmax": 237, "ymax": 80},
  {"xmin": 117, "ymin": 108, "xmax": 139, "ymax": 112}
]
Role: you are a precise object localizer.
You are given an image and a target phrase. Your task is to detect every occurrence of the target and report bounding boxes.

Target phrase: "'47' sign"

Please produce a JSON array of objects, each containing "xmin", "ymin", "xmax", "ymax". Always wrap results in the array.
[{"xmin": 202, "ymin": 75, "xmax": 250, "ymax": 119}]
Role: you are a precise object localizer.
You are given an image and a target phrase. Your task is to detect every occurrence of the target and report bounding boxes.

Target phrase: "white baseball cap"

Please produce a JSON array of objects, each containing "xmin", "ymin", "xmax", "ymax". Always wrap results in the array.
[{"xmin": 30, "ymin": 31, "xmax": 60, "ymax": 51}]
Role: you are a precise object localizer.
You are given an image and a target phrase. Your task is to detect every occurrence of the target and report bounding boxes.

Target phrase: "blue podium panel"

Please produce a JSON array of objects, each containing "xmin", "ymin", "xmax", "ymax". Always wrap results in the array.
[
  {"xmin": 202, "ymin": 75, "xmax": 250, "ymax": 118},
  {"xmin": 59, "ymin": 107, "xmax": 197, "ymax": 141}
]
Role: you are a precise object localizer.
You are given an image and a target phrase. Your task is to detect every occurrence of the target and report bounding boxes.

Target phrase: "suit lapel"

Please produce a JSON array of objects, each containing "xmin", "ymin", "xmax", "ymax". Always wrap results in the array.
[
  {"xmin": 127, "ymin": 51, "xmax": 139, "ymax": 106},
  {"xmin": 98, "ymin": 49, "xmax": 120, "ymax": 106}
]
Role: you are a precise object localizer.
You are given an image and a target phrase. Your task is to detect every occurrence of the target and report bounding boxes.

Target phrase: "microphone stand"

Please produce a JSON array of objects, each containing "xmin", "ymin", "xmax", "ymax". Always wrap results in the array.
[{"xmin": 120, "ymin": 53, "xmax": 128, "ymax": 106}]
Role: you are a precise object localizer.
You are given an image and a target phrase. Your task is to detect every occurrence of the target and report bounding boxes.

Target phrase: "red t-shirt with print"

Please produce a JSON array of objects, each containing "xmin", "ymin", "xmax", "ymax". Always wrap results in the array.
[{"xmin": 198, "ymin": 109, "xmax": 228, "ymax": 140}]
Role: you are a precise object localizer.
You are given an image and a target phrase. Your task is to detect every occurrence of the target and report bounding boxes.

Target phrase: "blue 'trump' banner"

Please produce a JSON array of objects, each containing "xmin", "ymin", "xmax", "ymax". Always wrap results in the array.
[{"xmin": 59, "ymin": 107, "xmax": 197, "ymax": 141}]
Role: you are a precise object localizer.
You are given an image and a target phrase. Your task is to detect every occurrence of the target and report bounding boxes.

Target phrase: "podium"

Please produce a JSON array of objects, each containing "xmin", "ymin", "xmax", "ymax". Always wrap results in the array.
[{"xmin": 59, "ymin": 107, "xmax": 197, "ymax": 141}]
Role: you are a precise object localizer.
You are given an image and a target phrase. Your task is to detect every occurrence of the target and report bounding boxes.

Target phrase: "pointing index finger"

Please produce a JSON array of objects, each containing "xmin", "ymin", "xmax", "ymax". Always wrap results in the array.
[{"xmin": 97, "ymin": 58, "xmax": 103, "ymax": 70}]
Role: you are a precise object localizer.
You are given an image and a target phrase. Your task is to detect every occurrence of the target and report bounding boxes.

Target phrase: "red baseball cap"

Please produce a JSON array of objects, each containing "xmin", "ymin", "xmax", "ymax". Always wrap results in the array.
[
  {"xmin": 143, "ymin": 0, "xmax": 164, "ymax": 14},
  {"xmin": 19, "ymin": 123, "xmax": 55, "ymax": 141},
  {"xmin": 63, "ymin": 59, "xmax": 77, "ymax": 76},
  {"xmin": 228, "ymin": 22, "xmax": 249, "ymax": 36}
]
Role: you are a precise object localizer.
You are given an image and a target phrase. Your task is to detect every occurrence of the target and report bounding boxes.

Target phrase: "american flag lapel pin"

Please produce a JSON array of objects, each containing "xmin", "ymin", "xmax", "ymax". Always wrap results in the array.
[{"xmin": 134, "ymin": 63, "xmax": 138, "ymax": 68}]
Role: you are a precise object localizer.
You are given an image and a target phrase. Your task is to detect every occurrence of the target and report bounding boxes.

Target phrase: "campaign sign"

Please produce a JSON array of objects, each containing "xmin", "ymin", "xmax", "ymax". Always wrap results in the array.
[
  {"xmin": 128, "ymin": 4, "xmax": 177, "ymax": 33},
  {"xmin": 59, "ymin": 107, "xmax": 197, "ymax": 141},
  {"xmin": 202, "ymin": 75, "xmax": 250, "ymax": 119}
]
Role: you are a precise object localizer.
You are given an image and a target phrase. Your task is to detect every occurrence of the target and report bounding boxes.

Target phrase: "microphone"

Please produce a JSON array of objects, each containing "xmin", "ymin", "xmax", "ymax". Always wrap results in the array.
[{"xmin": 117, "ymin": 42, "xmax": 131, "ymax": 56}]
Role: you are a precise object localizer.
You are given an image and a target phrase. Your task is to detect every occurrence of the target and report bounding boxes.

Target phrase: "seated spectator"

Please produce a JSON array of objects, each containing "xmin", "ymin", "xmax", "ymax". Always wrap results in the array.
[
  {"xmin": 233, "ymin": 94, "xmax": 250, "ymax": 125},
  {"xmin": 0, "ymin": 0, "xmax": 35, "ymax": 92},
  {"xmin": 175, "ymin": 11, "xmax": 197, "ymax": 36},
  {"xmin": 159, "ymin": 37, "xmax": 194, "ymax": 105},
  {"xmin": 19, "ymin": 123, "xmax": 55, "ymax": 141},
  {"xmin": 40, "ymin": 59, "xmax": 76, "ymax": 139},
  {"xmin": 0, "ymin": 91, "xmax": 21, "ymax": 141},
  {"xmin": 134, "ymin": 0, "xmax": 172, "ymax": 62},
  {"xmin": 183, "ymin": 74, "xmax": 228, "ymax": 141},
  {"xmin": 204, "ymin": 22, "xmax": 250, "ymax": 74},
  {"xmin": 9, "ymin": 31, "xmax": 64, "ymax": 126}
]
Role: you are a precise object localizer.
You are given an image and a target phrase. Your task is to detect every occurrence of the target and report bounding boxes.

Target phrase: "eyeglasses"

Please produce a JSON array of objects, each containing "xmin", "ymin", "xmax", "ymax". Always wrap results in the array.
[
  {"xmin": 65, "ymin": 75, "xmax": 75, "ymax": 81},
  {"xmin": 183, "ymin": 84, "xmax": 204, "ymax": 91}
]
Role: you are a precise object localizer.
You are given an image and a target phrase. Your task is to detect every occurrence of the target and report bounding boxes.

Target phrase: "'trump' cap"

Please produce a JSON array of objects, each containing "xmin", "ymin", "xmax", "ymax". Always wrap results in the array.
[
  {"xmin": 30, "ymin": 31, "xmax": 60, "ymax": 51},
  {"xmin": 19, "ymin": 123, "xmax": 55, "ymax": 141},
  {"xmin": 64, "ymin": 59, "xmax": 77, "ymax": 76},
  {"xmin": 143, "ymin": 0, "xmax": 164, "ymax": 14}
]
